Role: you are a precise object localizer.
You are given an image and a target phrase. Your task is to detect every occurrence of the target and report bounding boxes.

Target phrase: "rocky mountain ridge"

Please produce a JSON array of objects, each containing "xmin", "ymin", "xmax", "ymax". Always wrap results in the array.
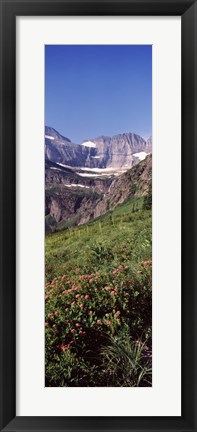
[{"xmin": 45, "ymin": 126, "xmax": 152, "ymax": 169}]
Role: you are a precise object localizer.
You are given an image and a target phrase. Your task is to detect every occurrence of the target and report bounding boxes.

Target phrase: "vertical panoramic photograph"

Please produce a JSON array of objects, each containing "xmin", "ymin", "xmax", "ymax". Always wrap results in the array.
[{"xmin": 45, "ymin": 45, "xmax": 152, "ymax": 387}]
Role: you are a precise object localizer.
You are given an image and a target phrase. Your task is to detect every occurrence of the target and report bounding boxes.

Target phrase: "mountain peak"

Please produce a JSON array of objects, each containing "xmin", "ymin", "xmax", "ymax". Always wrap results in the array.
[{"xmin": 45, "ymin": 126, "xmax": 71, "ymax": 143}]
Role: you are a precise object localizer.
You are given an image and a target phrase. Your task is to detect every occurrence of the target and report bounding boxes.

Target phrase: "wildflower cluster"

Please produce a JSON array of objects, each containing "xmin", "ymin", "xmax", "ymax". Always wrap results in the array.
[{"xmin": 45, "ymin": 261, "xmax": 151, "ymax": 387}]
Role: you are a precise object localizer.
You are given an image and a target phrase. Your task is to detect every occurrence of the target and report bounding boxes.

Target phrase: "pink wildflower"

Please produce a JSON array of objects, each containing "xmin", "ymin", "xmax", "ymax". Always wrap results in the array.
[
  {"xmin": 60, "ymin": 343, "xmax": 67, "ymax": 352},
  {"xmin": 105, "ymin": 321, "xmax": 112, "ymax": 326}
]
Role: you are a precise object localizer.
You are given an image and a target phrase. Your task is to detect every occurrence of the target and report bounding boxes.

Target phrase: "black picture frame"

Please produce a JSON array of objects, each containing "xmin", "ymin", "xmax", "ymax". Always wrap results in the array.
[{"xmin": 0, "ymin": 0, "xmax": 197, "ymax": 431}]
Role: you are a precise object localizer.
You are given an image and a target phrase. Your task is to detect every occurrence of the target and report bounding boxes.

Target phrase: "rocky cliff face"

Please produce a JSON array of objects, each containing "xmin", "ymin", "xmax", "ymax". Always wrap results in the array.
[
  {"xmin": 45, "ymin": 126, "xmax": 152, "ymax": 169},
  {"xmin": 145, "ymin": 136, "xmax": 152, "ymax": 153},
  {"xmin": 45, "ymin": 188, "xmax": 101, "ymax": 225},
  {"xmin": 90, "ymin": 133, "xmax": 147, "ymax": 168},
  {"xmin": 45, "ymin": 159, "xmax": 113, "ymax": 231},
  {"xmin": 45, "ymin": 160, "xmax": 112, "ymax": 194}
]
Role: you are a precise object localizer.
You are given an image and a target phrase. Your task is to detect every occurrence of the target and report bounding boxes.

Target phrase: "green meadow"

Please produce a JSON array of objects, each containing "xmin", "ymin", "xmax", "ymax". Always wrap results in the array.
[{"xmin": 45, "ymin": 196, "xmax": 152, "ymax": 387}]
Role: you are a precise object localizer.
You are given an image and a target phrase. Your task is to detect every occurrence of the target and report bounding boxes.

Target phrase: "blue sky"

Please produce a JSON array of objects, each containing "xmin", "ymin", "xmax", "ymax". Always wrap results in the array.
[{"xmin": 45, "ymin": 45, "xmax": 152, "ymax": 143}]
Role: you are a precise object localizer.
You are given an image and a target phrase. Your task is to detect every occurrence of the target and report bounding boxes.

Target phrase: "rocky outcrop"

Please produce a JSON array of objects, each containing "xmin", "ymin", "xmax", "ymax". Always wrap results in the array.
[
  {"xmin": 45, "ymin": 188, "xmax": 101, "ymax": 226},
  {"xmin": 91, "ymin": 154, "xmax": 152, "ymax": 220}
]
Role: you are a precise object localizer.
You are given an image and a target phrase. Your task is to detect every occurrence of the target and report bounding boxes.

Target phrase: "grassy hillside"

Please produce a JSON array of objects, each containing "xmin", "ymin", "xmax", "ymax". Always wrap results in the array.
[
  {"xmin": 45, "ymin": 196, "xmax": 152, "ymax": 387},
  {"xmin": 45, "ymin": 196, "xmax": 150, "ymax": 281}
]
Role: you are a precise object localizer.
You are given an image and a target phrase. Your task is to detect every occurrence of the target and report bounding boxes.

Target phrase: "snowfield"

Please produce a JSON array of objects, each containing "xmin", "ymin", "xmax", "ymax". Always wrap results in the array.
[
  {"xmin": 77, "ymin": 172, "xmax": 113, "ymax": 177},
  {"xmin": 54, "ymin": 162, "xmax": 130, "ymax": 178},
  {"xmin": 81, "ymin": 141, "xmax": 96, "ymax": 148},
  {"xmin": 65, "ymin": 184, "xmax": 90, "ymax": 189},
  {"xmin": 77, "ymin": 167, "xmax": 115, "ymax": 172},
  {"xmin": 133, "ymin": 152, "xmax": 148, "ymax": 161}
]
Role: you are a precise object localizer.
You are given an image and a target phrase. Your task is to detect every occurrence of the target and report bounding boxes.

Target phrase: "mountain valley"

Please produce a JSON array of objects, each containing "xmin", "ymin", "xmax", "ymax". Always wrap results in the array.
[{"xmin": 45, "ymin": 126, "xmax": 152, "ymax": 231}]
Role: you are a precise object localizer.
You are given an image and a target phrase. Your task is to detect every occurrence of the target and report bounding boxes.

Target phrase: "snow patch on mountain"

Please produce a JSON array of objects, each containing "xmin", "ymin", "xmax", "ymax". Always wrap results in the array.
[
  {"xmin": 133, "ymin": 152, "xmax": 148, "ymax": 161},
  {"xmin": 65, "ymin": 184, "xmax": 90, "ymax": 189},
  {"xmin": 45, "ymin": 135, "xmax": 55, "ymax": 140},
  {"xmin": 78, "ymin": 167, "xmax": 114, "ymax": 172},
  {"xmin": 81, "ymin": 141, "xmax": 96, "ymax": 148}
]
